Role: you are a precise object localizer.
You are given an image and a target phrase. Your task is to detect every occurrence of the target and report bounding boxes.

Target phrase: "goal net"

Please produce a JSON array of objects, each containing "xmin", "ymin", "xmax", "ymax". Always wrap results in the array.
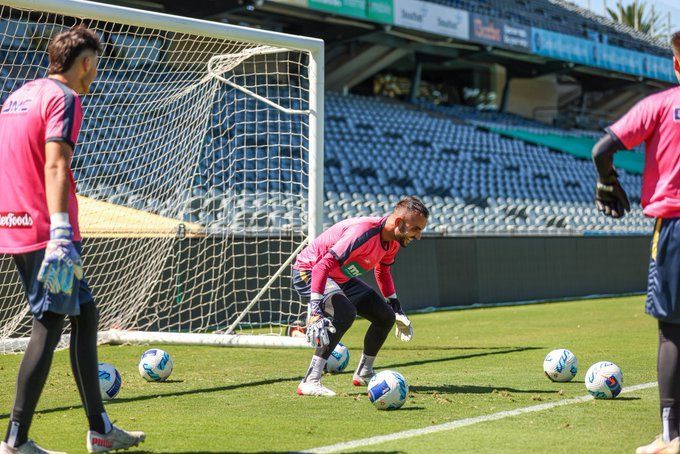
[{"xmin": 0, "ymin": 0, "xmax": 324, "ymax": 352}]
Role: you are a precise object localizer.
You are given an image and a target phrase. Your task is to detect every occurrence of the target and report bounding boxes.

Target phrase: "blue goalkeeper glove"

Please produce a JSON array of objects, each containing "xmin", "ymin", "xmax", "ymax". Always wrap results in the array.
[
  {"xmin": 388, "ymin": 297, "xmax": 413, "ymax": 342},
  {"xmin": 37, "ymin": 223, "xmax": 84, "ymax": 295},
  {"xmin": 306, "ymin": 293, "xmax": 336, "ymax": 348}
]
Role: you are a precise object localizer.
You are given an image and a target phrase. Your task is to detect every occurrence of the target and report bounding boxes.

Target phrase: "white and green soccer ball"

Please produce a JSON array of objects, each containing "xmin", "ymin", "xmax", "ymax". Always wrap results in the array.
[
  {"xmin": 367, "ymin": 370, "xmax": 408, "ymax": 410},
  {"xmin": 138, "ymin": 348, "xmax": 173, "ymax": 382},
  {"xmin": 543, "ymin": 348, "xmax": 578, "ymax": 382},
  {"xmin": 585, "ymin": 361, "xmax": 623, "ymax": 399},
  {"xmin": 325, "ymin": 343, "xmax": 350, "ymax": 374},
  {"xmin": 98, "ymin": 362, "xmax": 122, "ymax": 400}
]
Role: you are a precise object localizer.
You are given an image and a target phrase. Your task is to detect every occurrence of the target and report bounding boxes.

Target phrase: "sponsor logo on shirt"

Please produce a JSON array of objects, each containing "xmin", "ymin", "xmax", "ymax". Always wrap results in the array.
[
  {"xmin": 1, "ymin": 98, "xmax": 30, "ymax": 114},
  {"xmin": 674, "ymin": 108, "xmax": 680, "ymax": 122},
  {"xmin": 341, "ymin": 262, "xmax": 365, "ymax": 278},
  {"xmin": 0, "ymin": 212, "xmax": 34, "ymax": 228}
]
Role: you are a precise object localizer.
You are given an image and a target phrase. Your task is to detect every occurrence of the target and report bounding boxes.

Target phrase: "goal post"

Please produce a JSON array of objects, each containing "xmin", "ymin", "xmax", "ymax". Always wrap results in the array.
[{"xmin": 0, "ymin": 0, "xmax": 324, "ymax": 352}]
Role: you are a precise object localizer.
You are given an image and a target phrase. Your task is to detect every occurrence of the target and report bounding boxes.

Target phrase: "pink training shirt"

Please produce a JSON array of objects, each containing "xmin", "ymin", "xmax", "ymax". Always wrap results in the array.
[
  {"xmin": 294, "ymin": 216, "xmax": 399, "ymax": 298},
  {"xmin": 0, "ymin": 78, "xmax": 83, "ymax": 254},
  {"xmin": 608, "ymin": 85, "xmax": 680, "ymax": 218}
]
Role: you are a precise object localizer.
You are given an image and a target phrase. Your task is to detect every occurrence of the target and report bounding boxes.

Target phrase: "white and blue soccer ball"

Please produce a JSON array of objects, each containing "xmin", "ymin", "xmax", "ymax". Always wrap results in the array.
[
  {"xmin": 585, "ymin": 361, "xmax": 623, "ymax": 399},
  {"xmin": 325, "ymin": 343, "xmax": 350, "ymax": 374},
  {"xmin": 367, "ymin": 370, "xmax": 409, "ymax": 410},
  {"xmin": 138, "ymin": 348, "xmax": 173, "ymax": 382},
  {"xmin": 98, "ymin": 363, "xmax": 121, "ymax": 400},
  {"xmin": 543, "ymin": 348, "xmax": 578, "ymax": 382}
]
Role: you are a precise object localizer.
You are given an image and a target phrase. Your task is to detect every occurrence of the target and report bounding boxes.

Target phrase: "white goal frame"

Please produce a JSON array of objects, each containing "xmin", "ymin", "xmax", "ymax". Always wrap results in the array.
[{"xmin": 0, "ymin": 0, "xmax": 324, "ymax": 350}]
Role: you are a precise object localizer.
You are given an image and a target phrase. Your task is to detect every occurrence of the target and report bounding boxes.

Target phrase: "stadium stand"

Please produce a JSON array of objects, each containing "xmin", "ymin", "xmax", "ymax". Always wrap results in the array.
[
  {"xmin": 0, "ymin": 51, "xmax": 653, "ymax": 236},
  {"xmin": 424, "ymin": 0, "xmax": 669, "ymax": 57}
]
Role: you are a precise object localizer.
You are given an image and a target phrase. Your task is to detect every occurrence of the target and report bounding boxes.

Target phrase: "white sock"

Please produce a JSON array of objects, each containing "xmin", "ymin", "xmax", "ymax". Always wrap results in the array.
[
  {"xmin": 102, "ymin": 412, "xmax": 112, "ymax": 434},
  {"xmin": 355, "ymin": 353, "xmax": 376, "ymax": 376},
  {"xmin": 303, "ymin": 355, "xmax": 326, "ymax": 383}
]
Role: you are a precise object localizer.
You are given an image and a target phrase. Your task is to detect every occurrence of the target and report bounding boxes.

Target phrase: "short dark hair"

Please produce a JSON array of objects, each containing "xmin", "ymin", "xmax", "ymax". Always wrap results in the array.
[
  {"xmin": 48, "ymin": 25, "xmax": 102, "ymax": 75},
  {"xmin": 395, "ymin": 196, "xmax": 429, "ymax": 218},
  {"xmin": 671, "ymin": 31, "xmax": 680, "ymax": 57}
]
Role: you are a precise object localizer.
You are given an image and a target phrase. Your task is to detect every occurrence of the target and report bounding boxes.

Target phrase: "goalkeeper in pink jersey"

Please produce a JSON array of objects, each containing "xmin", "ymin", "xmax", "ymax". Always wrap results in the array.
[
  {"xmin": 0, "ymin": 26, "xmax": 144, "ymax": 453},
  {"xmin": 292, "ymin": 196, "xmax": 428, "ymax": 396}
]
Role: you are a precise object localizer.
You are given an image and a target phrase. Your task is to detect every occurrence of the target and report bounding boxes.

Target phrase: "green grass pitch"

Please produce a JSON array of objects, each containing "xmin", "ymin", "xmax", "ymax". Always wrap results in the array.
[{"xmin": 0, "ymin": 295, "xmax": 660, "ymax": 452}]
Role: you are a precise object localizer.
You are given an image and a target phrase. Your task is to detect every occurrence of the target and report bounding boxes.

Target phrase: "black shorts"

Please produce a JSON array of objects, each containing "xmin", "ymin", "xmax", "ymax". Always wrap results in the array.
[{"xmin": 12, "ymin": 241, "xmax": 94, "ymax": 319}]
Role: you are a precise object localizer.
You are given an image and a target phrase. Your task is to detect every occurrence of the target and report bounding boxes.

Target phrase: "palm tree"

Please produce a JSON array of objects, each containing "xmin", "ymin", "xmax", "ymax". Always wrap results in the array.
[{"xmin": 606, "ymin": 0, "xmax": 669, "ymax": 41}]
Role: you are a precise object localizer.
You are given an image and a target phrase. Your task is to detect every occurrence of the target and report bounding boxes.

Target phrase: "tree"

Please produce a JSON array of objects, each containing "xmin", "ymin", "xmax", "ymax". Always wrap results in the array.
[{"xmin": 606, "ymin": 0, "xmax": 669, "ymax": 41}]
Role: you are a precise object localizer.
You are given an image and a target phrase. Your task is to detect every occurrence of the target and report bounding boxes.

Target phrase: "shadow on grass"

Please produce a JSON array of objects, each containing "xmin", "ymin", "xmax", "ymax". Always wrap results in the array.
[
  {"xmin": 411, "ymin": 384, "xmax": 560, "ymax": 394},
  {"xmin": 0, "ymin": 375, "xmax": 304, "ymax": 420},
  {"xmin": 0, "ymin": 346, "xmax": 541, "ymax": 421},
  {"xmin": 380, "ymin": 346, "xmax": 542, "ymax": 369}
]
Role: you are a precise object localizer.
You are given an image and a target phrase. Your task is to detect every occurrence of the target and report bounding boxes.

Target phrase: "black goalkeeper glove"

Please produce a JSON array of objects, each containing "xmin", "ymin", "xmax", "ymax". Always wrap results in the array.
[{"xmin": 595, "ymin": 171, "xmax": 630, "ymax": 219}]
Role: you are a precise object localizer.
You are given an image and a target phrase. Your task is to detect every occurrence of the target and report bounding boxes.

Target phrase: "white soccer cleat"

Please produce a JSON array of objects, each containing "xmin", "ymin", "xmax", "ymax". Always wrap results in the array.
[
  {"xmin": 296, "ymin": 380, "xmax": 337, "ymax": 397},
  {"xmin": 86, "ymin": 425, "xmax": 146, "ymax": 453},
  {"xmin": 352, "ymin": 371, "xmax": 375, "ymax": 386},
  {"xmin": 636, "ymin": 436, "xmax": 680, "ymax": 454},
  {"xmin": 0, "ymin": 441, "xmax": 65, "ymax": 454}
]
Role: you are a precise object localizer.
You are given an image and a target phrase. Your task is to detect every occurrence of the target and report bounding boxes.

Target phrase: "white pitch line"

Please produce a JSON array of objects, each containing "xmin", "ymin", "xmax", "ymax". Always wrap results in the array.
[{"xmin": 300, "ymin": 382, "xmax": 657, "ymax": 454}]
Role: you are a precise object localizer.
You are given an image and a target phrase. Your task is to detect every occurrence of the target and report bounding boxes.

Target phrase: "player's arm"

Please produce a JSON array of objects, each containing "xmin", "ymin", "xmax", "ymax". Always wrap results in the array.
[
  {"xmin": 591, "ymin": 95, "xmax": 658, "ymax": 218},
  {"xmin": 38, "ymin": 92, "xmax": 84, "ymax": 295},
  {"xmin": 44, "ymin": 141, "xmax": 72, "ymax": 215},
  {"xmin": 305, "ymin": 253, "xmax": 339, "ymax": 348},
  {"xmin": 375, "ymin": 259, "xmax": 413, "ymax": 341}
]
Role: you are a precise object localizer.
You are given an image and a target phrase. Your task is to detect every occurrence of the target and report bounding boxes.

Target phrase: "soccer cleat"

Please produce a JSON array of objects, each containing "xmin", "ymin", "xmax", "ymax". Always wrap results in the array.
[
  {"xmin": 0, "ymin": 440, "xmax": 65, "ymax": 454},
  {"xmin": 296, "ymin": 380, "xmax": 337, "ymax": 397},
  {"xmin": 86, "ymin": 425, "xmax": 146, "ymax": 453},
  {"xmin": 352, "ymin": 371, "xmax": 375, "ymax": 386},
  {"xmin": 636, "ymin": 436, "xmax": 680, "ymax": 454}
]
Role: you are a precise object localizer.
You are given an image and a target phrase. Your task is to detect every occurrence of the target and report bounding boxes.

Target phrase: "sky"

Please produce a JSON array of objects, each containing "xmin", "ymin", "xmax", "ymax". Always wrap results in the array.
[{"xmin": 569, "ymin": 0, "xmax": 680, "ymax": 38}]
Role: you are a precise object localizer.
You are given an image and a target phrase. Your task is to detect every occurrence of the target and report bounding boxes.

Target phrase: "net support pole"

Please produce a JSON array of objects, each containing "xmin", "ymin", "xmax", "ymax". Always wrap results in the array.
[
  {"xmin": 308, "ymin": 47, "xmax": 325, "ymax": 240},
  {"xmin": 224, "ymin": 238, "xmax": 309, "ymax": 335}
]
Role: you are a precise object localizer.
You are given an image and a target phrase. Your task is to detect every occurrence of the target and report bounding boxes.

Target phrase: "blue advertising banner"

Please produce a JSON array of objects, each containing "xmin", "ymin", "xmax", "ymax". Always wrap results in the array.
[
  {"xmin": 531, "ymin": 27, "xmax": 675, "ymax": 83},
  {"xmin": 470, "ymin": 14, "xmax": 530, "ymax": 51},
  {"xmin": 531, "ymin": 27, "xmax": 597, "ymax": 66}
]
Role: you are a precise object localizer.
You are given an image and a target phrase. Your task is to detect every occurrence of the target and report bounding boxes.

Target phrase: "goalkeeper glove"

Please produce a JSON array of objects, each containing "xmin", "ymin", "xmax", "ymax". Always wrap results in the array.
[
  {"xmin": 595, "ymin": 171, "xmax": 630, "ymax": 219},
  {"xmin": 306, "ymin": 293, "xmax": 336, "ymax": 348},
  {"xmin": 37, "ymin": 221, "xmax": 83, "ymax": 295},
  {"xmin": 388, "ymin": 297, "xmax": 413, "ymax": 342}
]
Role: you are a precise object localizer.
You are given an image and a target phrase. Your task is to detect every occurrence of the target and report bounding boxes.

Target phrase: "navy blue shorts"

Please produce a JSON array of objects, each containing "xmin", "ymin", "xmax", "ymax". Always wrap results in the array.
[
  {"xmin": 291, "ymin": 268, "xmax": 383, "ymax": 315},
  {"xmin": 12, "ymin": 242, "xmax": 94, "ymax": 319},
  {"xmin": 647, "ymin": 218, "xmax": 680, "ymax": 324}
]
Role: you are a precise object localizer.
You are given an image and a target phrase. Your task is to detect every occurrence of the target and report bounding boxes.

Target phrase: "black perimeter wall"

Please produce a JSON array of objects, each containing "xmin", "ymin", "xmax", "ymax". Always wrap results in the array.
[{"xmin": 363, "ymin": 235, "xmax": 651, "ymax": 309}]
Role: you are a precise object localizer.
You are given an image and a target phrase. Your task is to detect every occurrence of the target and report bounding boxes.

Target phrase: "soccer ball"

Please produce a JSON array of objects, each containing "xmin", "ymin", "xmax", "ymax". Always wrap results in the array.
[
  {"xmin": 98, "ymin": 363, "xmax": 121, "ymax": 400},
  {"xmin": 585, "ymin": 361, "xmax": 623, "ymax": 399},
  {"xmin": 138, "ymin": 348, "xmax": 173, "ymax": 382},
  {"xmin": 543, "ymin": 348, "xmax": 578, "ymax": 382},
  {"xmin": 367, "ymin": 370, "xmax": 408, "ymax": 410},
  {"xmin": 325, "ymin": 343, "xmax": 350, "ymax": 373}
]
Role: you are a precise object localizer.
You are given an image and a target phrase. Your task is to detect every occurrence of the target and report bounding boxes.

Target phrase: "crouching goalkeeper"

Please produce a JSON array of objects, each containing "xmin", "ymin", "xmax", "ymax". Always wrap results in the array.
[{"xmin": 292, "ymin": 196, "xmax": 428, "ymax": 396}]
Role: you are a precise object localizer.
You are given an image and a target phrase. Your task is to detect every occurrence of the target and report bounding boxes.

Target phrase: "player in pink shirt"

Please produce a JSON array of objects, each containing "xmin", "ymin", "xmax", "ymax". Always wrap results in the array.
[
  {"xmin": 0, "ymin": 26, "xmax": 144, "ymax": 453},
  {"xmin": 292, "ymin": 196, "xmax": 428, "ymax": 396},
  {"xmin": 592, "ymin": 32, "xmax": 680, "ymax": 454}
]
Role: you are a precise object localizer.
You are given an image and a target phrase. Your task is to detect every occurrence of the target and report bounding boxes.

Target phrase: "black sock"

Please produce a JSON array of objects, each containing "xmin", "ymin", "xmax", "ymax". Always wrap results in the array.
[
  {"xmin": 658, "ymin": 321, "xmax": 680, "ymax": 442},
  {"xmin": 87, "ymin": 414, "xmax": 106, "ymax": 434},
  {"xmin": 5, "ymin": 312, "xmax": 64, "ymax": 447},
  {"xmin": 4, "ymin": 420, "xmax": 28, "ymax": 448},
  {"xmin": 69, "ymin": 303, "xmax": 106, "ymax": 433}
]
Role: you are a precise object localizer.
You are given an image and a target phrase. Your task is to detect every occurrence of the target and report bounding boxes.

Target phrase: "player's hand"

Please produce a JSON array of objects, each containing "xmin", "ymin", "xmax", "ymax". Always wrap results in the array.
[
  {"xmin": 595, "ymin": 172, "xmax": 630, "ymax": 218},
  {"xmin": 388, "ymin": 298, "xmax": 413, "ymax": 342},
  {"xmin": 306, "ymin": 315, "xmax": 336, "ymax": 348},
  {"xmin": 37, "ymin": 225, "xmax": 83, "ymax": 295}
]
